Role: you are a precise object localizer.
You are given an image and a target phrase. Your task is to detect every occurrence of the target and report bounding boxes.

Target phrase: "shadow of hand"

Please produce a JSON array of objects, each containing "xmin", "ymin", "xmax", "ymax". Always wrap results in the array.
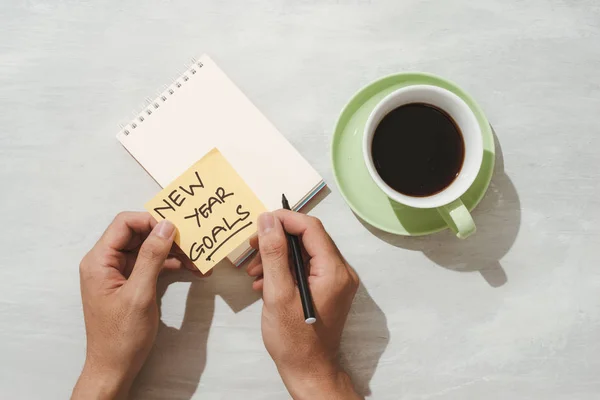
[
  {"xmin": 129, "ymin": 261, "xmax": 261, "ymax": 400},
  {"xmin": 130, "ymin": 272, "xmax": 215, "ymax": 400},
  {"xmin": 340, "ymin": 284, "xmax": 390, "ymax": 397}
]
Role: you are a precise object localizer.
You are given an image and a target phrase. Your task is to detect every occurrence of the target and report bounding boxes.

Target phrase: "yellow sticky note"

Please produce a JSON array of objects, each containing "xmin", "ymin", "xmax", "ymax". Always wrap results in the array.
[{"xmin": 145, "ymin": 148, "xmax": 267, "ymax": 273}]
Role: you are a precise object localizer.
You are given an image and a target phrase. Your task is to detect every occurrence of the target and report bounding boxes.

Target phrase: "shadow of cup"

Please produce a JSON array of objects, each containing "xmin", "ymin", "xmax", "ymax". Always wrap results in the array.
[{"xmin": 358, "ymin": 130, "xmax": 520, "ymax": 287}]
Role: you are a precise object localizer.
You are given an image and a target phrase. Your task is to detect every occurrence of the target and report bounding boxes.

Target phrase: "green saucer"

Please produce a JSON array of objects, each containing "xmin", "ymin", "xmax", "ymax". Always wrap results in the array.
[{"xmin": 331, "ymin": 73, "xmax": 495, "ymax": 236}]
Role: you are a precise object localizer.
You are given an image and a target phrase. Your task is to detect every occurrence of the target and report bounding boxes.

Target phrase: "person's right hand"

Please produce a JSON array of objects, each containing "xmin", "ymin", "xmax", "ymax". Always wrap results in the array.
[{"xmin": 247, "ymin": 210, "xmax": 361, "ymax": 400}]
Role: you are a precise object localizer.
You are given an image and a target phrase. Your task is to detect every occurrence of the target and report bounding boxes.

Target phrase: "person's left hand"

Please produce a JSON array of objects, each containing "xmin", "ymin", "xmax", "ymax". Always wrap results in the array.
[{"xmin": 72, "ymin": 212, "xmax": 207, "ymax": 400}]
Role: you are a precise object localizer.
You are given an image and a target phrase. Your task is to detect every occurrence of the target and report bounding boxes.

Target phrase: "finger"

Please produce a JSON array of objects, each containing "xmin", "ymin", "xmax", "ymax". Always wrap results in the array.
[
  {"xmin": 161, "ymin": 261, "xmax": 210, "ymax": 278},
  {"xmin": 248, "ymin": 220, "xmax": 309, "ymax": 279},
  {"xmin": 257, "ymin": 212, "xmax": 295, "ymax": 300},
  {"xmin": 179, "ymin": 259, "xmax": 212, "ymax": 278},
  {"xmin": 199, "ymin": 269, "xmax": 213, "ymax": 278},
  {"xmin": 246, "ymin": 253, "xmax": 262, "ymax": 277},
  {"xmin": 79, "ymin": 251, "xmax": 126, "ymax": 288},
  {"xmin": 346, "ymin": 263, "xmax": 359, "ymax": 287},
  {"xmin": 162, "ymin": 256, "xmax": 184, "ymax": 271},
  {"xmin": 249, "ymin": 243, "xmax": 308, "ymax": 281},
  {"xmin": 177, "ymin": 255, "xmax": 198, "ymax": 273},
  {"xmin": 252, "ymin": 276, "xmax": 264, "ymax": 291},
  {"xmin": 168, "ymin": 243, "xmax": 202, "ymax": 273},
  {"xmin": 168, "ymin": 252, "xmax": 198, "ymax": 273},
  {"xmin": 249, "ymin": 235, "xmax": 259, "ymax": 250},
  {"xmin": 169, "ymin": 242, "xmax": 192, "ymax": 262},
  {"xmin": 123, "ymin": 253, "xmax": 190, "ymax": 277},
  {"xmin": 163, "ymin": 244, "xmax": 211, "ymax": 278},
  {"xmin": 123, "ymin": 249, "xmax": 185, "ymax": 278},
  {"xmin": 126, "ymin": 220, "xmax": 176, "ymax": 293},
  {"xmin": 271, "ymin": 210, "xmax": 339, "ymax": 259},
  {"xmin": 247, "ymin": 264, "xmax": 263, "ymax": 278},
  {"xmin": 97, "ymin": 212, "xmax": 156, "ymax": 252}
]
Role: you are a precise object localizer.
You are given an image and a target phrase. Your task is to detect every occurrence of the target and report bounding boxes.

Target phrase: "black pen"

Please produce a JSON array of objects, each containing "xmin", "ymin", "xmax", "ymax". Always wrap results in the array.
[{"xmin": 282, "ymin": 194, "xmax": 316, "ymax": 324}]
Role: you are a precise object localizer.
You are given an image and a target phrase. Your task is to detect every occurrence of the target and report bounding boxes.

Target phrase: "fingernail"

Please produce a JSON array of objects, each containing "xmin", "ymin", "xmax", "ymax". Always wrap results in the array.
[
  {"xmin": 155, "ymin": 220, "xmax": 175, "ymax": 239},
  {"xmin": 258, "ymin": 213, "xmax": 274, "ymax": 235},
  {"xmin": 185, "ymin": 263, "xmax": 196, "ymax": 271}
]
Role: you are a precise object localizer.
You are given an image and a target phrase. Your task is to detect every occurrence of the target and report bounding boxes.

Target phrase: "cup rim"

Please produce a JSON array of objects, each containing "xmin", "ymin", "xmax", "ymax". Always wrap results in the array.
[{"xmin": 363, "ymin": 84, "xmax": 483, "ymax": 209}]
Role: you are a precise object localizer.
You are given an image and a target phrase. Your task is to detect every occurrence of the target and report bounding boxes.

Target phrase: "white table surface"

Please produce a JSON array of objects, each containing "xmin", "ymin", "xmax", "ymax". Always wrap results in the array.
[{"xmin": 2, "ymin": 1, "xmax": 600, "ymax": 399}]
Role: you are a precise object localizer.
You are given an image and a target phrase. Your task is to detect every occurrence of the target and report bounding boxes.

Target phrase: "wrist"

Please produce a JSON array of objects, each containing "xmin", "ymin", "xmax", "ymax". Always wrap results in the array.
[
  {"xmin": 71, "ymin": 361, "xmax": 132, "ymax": 400},
  {"xmin": 281, "ymin": 363, "xmax": 361, "ymax": 400}
]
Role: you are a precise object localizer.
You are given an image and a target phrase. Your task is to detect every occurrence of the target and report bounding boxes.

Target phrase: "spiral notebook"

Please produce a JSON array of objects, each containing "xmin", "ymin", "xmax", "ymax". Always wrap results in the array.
[{"xmin": 117, "ymin": 54, "xmax": 325, "ymax": 265}]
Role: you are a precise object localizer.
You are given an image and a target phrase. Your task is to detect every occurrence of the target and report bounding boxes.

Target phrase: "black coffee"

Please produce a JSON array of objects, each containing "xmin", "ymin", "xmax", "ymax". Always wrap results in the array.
[{"xmin": 371, "ymin": 103, "xmax": 464, "ymax": 197}]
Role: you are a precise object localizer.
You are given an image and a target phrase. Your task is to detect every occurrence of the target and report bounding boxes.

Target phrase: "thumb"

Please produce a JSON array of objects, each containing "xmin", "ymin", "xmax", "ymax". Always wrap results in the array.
[
  {"xmin": 257, "ymin": 212, "xmax": 295, "ymax": 301},
  {"xmin": 127, "ymin": 219, "xmax": 176, "ymax": 294}
]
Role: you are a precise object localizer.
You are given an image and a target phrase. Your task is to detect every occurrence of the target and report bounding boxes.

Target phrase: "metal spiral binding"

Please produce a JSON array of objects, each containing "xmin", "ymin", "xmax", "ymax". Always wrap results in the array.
[{"xmin": 121, "ymin": 59, "xmax": 204, "ymax": 136}]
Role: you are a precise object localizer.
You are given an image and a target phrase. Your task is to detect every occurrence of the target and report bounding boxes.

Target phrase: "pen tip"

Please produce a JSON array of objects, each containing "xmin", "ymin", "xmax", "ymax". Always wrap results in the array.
[{"xmin": 282, "ymin": 193, "xmax": 287, "ymax": 202}]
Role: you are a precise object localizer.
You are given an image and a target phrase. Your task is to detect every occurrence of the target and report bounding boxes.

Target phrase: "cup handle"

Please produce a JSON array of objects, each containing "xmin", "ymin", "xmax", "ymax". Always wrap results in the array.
[{"xmin": 437, "ymin": 198, "xmax": 476, "ymax": 239}]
